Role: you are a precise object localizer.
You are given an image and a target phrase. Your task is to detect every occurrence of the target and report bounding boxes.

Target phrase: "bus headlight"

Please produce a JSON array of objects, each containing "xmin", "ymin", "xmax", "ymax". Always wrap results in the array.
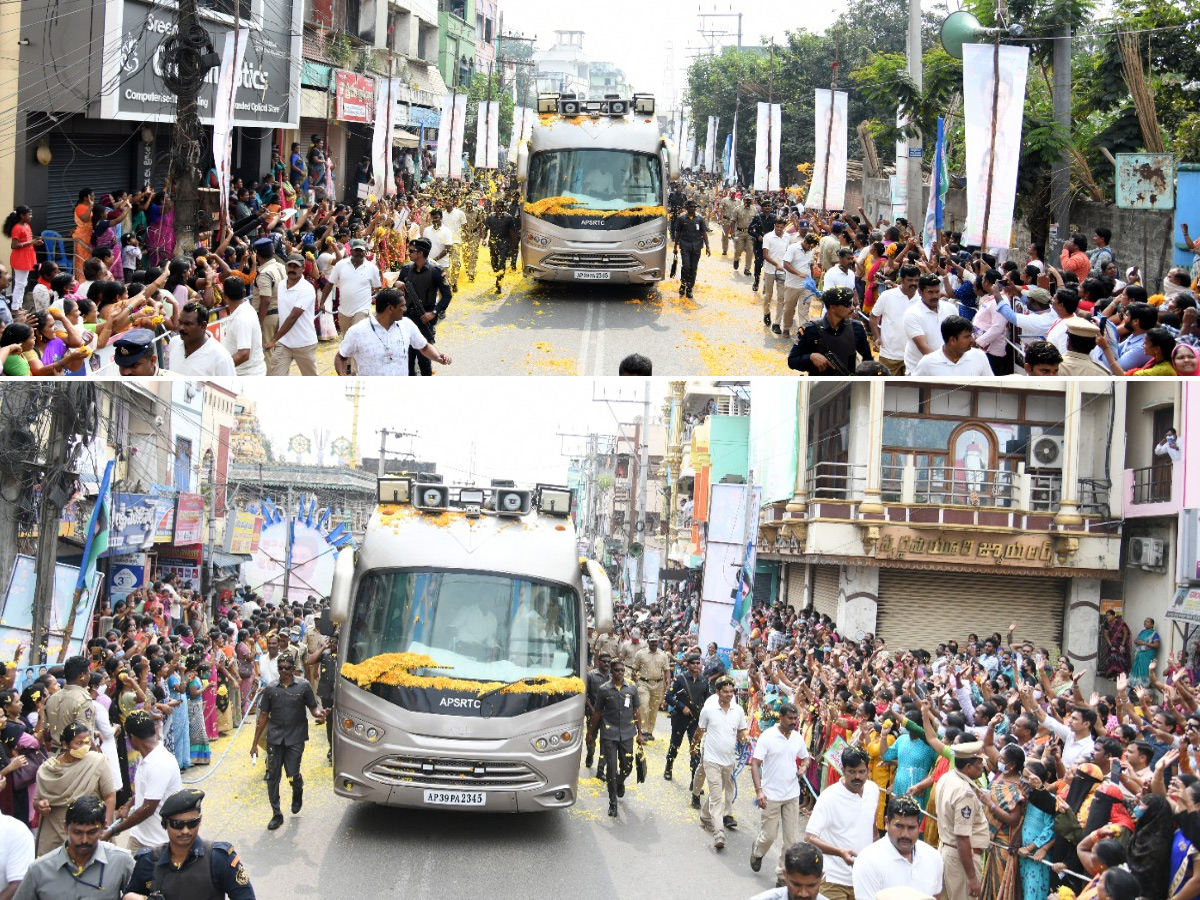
[
  {"xmin": 636, "ymin": 234, "xmax": 665, "ymax": 250},
  {"xmin": 340, "ymin": 714, "xmax": 385, "ymax": 743},
  {"xmin": 531, "ymin": 726, "xmax": 580, "ymax": 753},
  {"xmin": 525, "ymin": 232, "xmax": 552, "ymax": 248}
]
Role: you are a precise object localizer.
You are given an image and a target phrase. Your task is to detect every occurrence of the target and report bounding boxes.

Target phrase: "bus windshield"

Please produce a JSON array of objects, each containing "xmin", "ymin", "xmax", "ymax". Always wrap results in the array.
[
  {"xmin": 526, "ymin": 149, "xmax": 662, "ymax": 211},
  {"xmin": 346, "ymin": 570, "xmax": 580, "ymax": 683}
]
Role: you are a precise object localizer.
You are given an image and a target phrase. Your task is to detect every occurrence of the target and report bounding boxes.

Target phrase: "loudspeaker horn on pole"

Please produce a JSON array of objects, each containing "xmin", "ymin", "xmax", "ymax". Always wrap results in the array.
[{"xmin": 940, "ymin": 10, "xmax": 993, "ymax": 59}]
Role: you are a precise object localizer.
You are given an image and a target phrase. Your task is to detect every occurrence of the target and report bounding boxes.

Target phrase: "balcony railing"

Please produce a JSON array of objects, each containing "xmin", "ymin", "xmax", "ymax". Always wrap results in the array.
[
  {"xmin": 808, "ymin": 462, "xmax": 866, "ymax": 501},
  {"xmin": 1131, "ymin": 465, "xmax": 1173, "ymax": 505}
]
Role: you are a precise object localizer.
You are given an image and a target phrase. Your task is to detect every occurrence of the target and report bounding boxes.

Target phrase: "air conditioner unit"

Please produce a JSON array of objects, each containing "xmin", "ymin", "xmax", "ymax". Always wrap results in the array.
[
  {"xmin": 1027, "ymin": 434, "xmax": 1065, "ymax": 469},
  {"xmin": 1128, "ymin": 536, "xmax": 1166, "ymax": 568}
]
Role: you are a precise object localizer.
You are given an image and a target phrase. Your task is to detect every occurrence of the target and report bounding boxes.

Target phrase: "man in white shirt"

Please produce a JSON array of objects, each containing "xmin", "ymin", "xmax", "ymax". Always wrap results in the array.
[
  {"xmin": 218, "ymin": 276, "xmax": 266, "ymax": 376},
  {"xmin": 0, "ymin": 810, "xmax": 34, "ymax": 898},
  {"xmin": 691, "ymin": 675, "xmax": 748, "ymax": 851},
  {"xmin": 870, "ymin": 265, "xmax": 920, "ymax": 375},
  {"xmin": 335, "ymin": 289, "xmax": 450, "ymax": 377},
  {"xmin": 778, "ymin": 234, "xmax": 819, "ymax": 337},
  {"xmin": 323, "ymin": 239, "xmax": 381, "ymax": 336},
  {"xmin": 1155, "ymin": 428, "xmax": 1182, "ymax": 463},
  {"xmin": 439, "ymin": 199, "xmax": 467, "ymax": 290},
  {"xmin": 853, "ymin": 795, "xmax": 944, "ymax": 900},
  {"xmin": 823, "ymin": 248, "xmax": 858, "ymax": 294},
  {"xmin": 166, "ymin": 301, "xmax": 236, "ymax": 376},
  {"xmin": 912, "ymin": 315, "xmax": 993, "ymax": 376},
  {"xmin": 101, "ymin": 709, "xmax": 182, "ymax": 853},
  {"xmin": 804, "ymin": 746, "xmax": 882, "ymax": 900},
  {"xmin": 762, "ymin": 219, "xmax": 792, "ymax": 334},
  {"xmin": 1019, "ymin": 681, "xmax": 1095, "ymax": 766},
  {"xmin": 423, "ymin": 210, "xmax": 455, "ymax": 277},
  {"xmin": 265, "ymin": 256, "xmax": 319, "ymax": 376},
  {"xmin": 160, "ymin": 573, "xmax": 182, "ymax": 625},
  {"xmin": 903, "ymin": 273, "xmax": 959, "ymax": 374},
  {"xmin": 750, "ymin": 702, "xmax": 811, "ymax": 880}
]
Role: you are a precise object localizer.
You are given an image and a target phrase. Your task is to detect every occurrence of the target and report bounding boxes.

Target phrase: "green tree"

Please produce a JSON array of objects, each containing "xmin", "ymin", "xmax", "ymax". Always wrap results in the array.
[{"xmin": 464, "ymin": 72, "xmax": 515, "ymax": 162}]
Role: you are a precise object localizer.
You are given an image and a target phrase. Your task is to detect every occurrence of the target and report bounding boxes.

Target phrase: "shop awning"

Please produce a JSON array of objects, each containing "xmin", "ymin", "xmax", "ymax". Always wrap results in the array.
[
  {"xmin": 210, "ymin": 550, "xmax": 253, "ymax": 572},
  {"xmin": 393, "ymin": 128, "xmax": 419, "ymax": 148}
]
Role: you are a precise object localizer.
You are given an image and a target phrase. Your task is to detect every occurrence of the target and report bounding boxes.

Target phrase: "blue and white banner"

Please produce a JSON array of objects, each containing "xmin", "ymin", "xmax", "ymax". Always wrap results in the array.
[
  {"xmin": 923, "ymin": 117, "xmax": 949, "ymax": 253},
  {"xmin": 104, "ymin": 494, "xmax": 159, "ymax": 555}
]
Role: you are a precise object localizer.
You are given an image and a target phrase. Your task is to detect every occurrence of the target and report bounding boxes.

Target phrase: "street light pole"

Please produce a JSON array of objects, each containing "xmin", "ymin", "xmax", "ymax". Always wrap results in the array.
[{"xmin": 1049, "ymin": 26, "xmax": 1072, "ymax": 257}]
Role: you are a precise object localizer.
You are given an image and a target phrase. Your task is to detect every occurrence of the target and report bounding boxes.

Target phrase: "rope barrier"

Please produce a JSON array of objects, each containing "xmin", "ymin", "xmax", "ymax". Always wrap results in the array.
[{"xmin": 181, "ymin": 685, "xmax": 262, "ymax": 785}]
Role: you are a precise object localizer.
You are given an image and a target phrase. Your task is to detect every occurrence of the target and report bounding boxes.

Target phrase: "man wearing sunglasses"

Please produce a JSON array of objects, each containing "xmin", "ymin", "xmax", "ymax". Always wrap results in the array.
[{"xmin": 121, "ymin": 788, "xmax": 256, "ymax": 899}]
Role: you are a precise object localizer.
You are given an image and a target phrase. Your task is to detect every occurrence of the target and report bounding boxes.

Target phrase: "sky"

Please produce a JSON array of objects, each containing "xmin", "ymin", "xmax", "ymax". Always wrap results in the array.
[
  {"xmin": 499, "ymin": 1, "xmax": 838, "ymax": 104},
  {"xmin": 239, "ymin": 378, "xmax": 672, "ymax": 486}
]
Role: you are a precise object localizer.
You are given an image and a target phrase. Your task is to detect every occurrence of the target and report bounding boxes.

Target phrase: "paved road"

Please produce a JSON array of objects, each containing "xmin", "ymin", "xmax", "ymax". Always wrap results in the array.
[
  {"xmin": 298, "ymin": 232, "xmax": 798, "ymax": 377},
  {"xmin": 194, "ymin": 711, "xmax": 787, "ymax": 900}
]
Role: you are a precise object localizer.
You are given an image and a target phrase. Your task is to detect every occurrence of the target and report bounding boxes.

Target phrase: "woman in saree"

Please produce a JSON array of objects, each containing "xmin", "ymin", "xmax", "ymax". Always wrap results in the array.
[
  {"xmin": 1102, "ymin": 610, "xmax": 1133, "ymax": 680},
  {"xmin": 33, "ymin": 723, "xmax": 116, "ymax": 856},
  {"xmin": 1016, "ymin": 761, "xmax": 1058, "ymax": 900},
  {"xmin": 186, "ymin": 659, "xmax": 211, "ymax": 766},
  {"xmin": 72, "ymin": 188, "xmax": 94, "ymax": 281},
  {"xmin": 163, "ymin": 654, "xmax": 190, "ymax": 771},
  {"xmin": 198, "ymin": 644, "xmax": 220, "ymax": 743},
  {"xmin": 1131, "ymin": 618, "xmax": 1162, "ymax": 688},
  {"xmin": 146, "ymin": 194, "xmax": 175, "ymax": 266},
  {"xmin": 978, "ymin": 743, "xmax": 1026, "ymax": 900},
  {"xmin": 858, "ymin": 707, "xmax": 895, "ymax": 830}
]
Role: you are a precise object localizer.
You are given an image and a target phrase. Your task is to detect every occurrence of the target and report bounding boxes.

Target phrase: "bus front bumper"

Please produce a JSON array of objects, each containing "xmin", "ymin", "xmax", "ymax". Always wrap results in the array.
[{"xmin": 521, "ymin": 248, "xmax": 666, "ymax": 285}]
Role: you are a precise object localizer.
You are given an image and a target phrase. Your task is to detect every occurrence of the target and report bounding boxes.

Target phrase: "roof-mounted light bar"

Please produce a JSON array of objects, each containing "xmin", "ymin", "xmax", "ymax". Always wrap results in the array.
[
  {"xmin": 535, "ymin": 484, "xmax": 573, "ymax": 518},
  {"xmin": 378, "ymin": 477, "xmax": 411, "ymax": 504}
]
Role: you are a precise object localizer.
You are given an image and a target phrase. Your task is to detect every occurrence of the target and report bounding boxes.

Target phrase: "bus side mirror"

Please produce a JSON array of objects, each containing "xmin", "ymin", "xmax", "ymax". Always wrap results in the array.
[
  {"xmin": 663, "ymin": 138, "xmax": 680, "ymax": 181},
  {"xmin": 516, "ymin": 143, "xmax": 529, "ymax": 184},
  {"xmin": 583, "ymin": 559, "xmax": 613, "ymax": 634},
  {"xmin": 330, "ymin": 549, "xmax": 355, "ymax": 624}
]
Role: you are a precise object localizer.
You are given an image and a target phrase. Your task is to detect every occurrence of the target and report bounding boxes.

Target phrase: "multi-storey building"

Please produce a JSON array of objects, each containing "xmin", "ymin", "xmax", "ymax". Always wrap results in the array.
[{"xmin": 533, "ymin": 30, "xmax": 589, "ymax": 97}]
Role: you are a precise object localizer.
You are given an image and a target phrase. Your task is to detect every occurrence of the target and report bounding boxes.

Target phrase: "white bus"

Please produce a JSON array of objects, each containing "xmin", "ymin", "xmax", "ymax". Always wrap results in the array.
[
  {"xmin": 516, "ymin": 92, "xmax": 679, "ymax": 288},
  {"xmin": 330, "ymin": 477, "xmax": 613, "ymax": 812}
]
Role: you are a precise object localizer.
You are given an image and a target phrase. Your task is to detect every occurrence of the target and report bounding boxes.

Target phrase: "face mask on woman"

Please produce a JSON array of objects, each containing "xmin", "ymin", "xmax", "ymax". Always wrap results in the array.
[{"xmin": 69, "ymin": 745, "xmax": 90, "ymax": 760}]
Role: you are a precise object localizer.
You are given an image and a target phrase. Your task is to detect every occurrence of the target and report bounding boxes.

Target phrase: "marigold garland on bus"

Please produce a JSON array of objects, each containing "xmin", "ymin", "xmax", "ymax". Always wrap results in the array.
[{"xmin": 340, "ymin": 652, "xmax": 586, "ymax": 697}]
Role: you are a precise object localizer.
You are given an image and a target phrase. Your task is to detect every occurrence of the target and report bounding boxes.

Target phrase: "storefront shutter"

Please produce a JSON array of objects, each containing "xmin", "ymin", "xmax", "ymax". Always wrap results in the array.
[
  {"xmin": 45, "ymin": 134, "xmax": 134, "ymax": 238},
  {"xmin": 786, "ymin": 563, "xmax": 806, "ymax": 609},
  {"xmin": 752, "ymin": 565, "xmax": 775, "ymax": 606},
  {"xmin": 813, "ymin": 566, "xmax": 840, "ymax": 620},
  {"xmin": 876, "ymin": 569, "xmax": 1066, "ymax": 656}
]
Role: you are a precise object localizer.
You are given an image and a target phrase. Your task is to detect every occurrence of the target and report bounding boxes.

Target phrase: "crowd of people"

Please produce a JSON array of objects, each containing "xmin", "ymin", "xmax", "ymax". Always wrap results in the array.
[
  {"xmin": 0, "ymin": 144, "xmax": 527, "ymax": 378},
  {"xmin": 0, "ymin": 576, "xmax": 339, "ymax": 898},
  {"xmin": 670, "ymin": 175, "xmax": 1199, "ymax": 378},
  {"xmin": 590, "ymin": 598, "xmax": 1200, "ymax": 900}
]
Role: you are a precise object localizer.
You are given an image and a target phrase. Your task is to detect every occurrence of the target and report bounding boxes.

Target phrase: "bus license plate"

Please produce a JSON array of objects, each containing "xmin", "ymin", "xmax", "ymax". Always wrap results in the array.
[
  {"xmin": 574, "ymin": 271, "xmax": 610, "ymax": 280},
  {"xmin": 423, "ymin": 790, "xmax": 486, "ymax": 806}
]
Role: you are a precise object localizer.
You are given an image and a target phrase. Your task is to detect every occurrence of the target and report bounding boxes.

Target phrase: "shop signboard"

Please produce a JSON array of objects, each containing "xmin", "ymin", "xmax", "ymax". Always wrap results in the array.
[
  {"xmin": 153, "ymin": 497, "xmax": 175, "ymax": 543},
  {"xmin": 224, "ymin": 510, "xmax": 264, "ymax": 555},
  {"xmin": 106, "ymin": 494, "xmax": 159, "ymax": 555},
  {"xmin": 1167, "ymin": 586, "xmax": 1200, "ymax": 624},
  {"xmin": 108, "ymin": 553, "xmax": 147, "ymax": 602},
  {"xmin": 335, "ymin": 71, "xmax": 374, "ymax": 124},
  {"xmin": 156, "ymin": 547, "xmax": 203, "ymax": 587},
  {"xmin": 173, "ymin": 493, "xmax": 205, "ymax": 546},
  {"xmin": 99, "ymin": 0, "xmax": 303, "ymax": 128}
]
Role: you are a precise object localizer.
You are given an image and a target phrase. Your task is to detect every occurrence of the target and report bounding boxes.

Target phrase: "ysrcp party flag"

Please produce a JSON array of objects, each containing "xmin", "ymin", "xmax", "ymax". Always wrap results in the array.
[
  {"xmin": 754, "ymin": 102, "xmax": 782, "ymax": 192},
  {"xmin": 475, "ymin": 100, "xmax": 500, "ymax": 169},
  {"xmin": 806, "ymin": 89, "xmax": 848, "ymax": 211},
  {"xmin": 963, "ymin": 43, "xmax": 1029, "ymax": 250},
  {"xmin": 704, "ymin": 116, "xmax": 719, "ymax": 172},
  {"xmin": 923, "ymin": 117, "xmax": 950, "ymax": 252},
  {"xmin": 213, "ymin": 28, "xmax": 249, "ymax": 233},
  {"xmin": 722, "ymin": 130, "xmax": 735, "ymax": 185}
]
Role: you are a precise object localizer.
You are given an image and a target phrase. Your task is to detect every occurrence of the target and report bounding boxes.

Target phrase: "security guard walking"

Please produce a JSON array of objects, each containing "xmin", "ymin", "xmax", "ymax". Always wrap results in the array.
[
  {"xmin": 747, "ymin": 200, "xmax": 775, "ymax": 292},
  {"xmin": 671, "ymin": 200, "xmax": 711, "ymax": 299},
  {"xmin": 122, "ymin": 788, "xmax": 256, "ymax": 900},
  {"xmin": 664, "ymin": 653, "xmax": 710, "ymax": 782},
  {"xmin": 584, "ymin": 651, "xmax": 612, "ymax": 780},
  {"xmin": 934, "ymin": 740, "xmax": 990, "ymax": 900},
  {"xmin": 718, "ymin": 192, "xmax": 738, "ymax": 256},
  {"xmin": 730, "ymin": 195, "xmax": 755, "ymax": 275},
  {"xmin": 589, "ymin": 659, "xmax": 645, "ymax": 818},
  {"xmin": 43, "ymin": 655, "xmax": 93, "ymax": 752},
  {"xmin": 631, "ymin": 634, "xmax": 671, "ymax": 738}
]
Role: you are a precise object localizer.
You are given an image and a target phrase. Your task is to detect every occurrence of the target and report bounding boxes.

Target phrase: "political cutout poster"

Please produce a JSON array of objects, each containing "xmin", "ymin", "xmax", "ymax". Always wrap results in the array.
[
  {"xmin": 679, "ymin": 111, "xmax": 692, "ymax": 169},
  {"xmin": 806, "ymin": 89, "xmax": 848, "ymax": 211},
  {"xmin": 434, "ymin": 93, "xmax": 468, "ymax": 180},
  {"xmin": 962, "ymin": 43, "xmax": 1029, "ymax": 250},
  {"xmin": 213, "ymin": 28, "xmax": 250, "ymax": 233},
  {"xmin": 754, "ymin": 102, "xmax": 782, "ymax": 192},
  {"xmin": 704, "ymin": 116, "xmax": 719, "ymax": 172},
  {"xmin": 508, "ymin": 107, "xmax": 533, "ymax": 161},
  {"xmin": 475, "ymin": 101, "xmax": 500, "ymax": 169},
  {"xmin": 371, "ymin": 77, "xmax": 398, "ymax": 197}
]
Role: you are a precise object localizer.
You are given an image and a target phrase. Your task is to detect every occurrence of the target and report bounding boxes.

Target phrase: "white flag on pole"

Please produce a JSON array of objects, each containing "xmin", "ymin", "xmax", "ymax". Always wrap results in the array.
[
  {"xmin": 213, "ymin": 27, "xmax": 249, "ymax": 232},
  {"xmin": 704, "ymin": 116, "xmax": 719, "ymax": 172},
  {"xmin": 435, "ymin": 93, "xmax": 469, "ymax": 179},
  {"xmin": 679, "ymin": 111, "xmax": 692, "ymax": 169},
  {"xmin": 449, "ymin": 93, "xmax": 468, "ymax": 179},
  {"xmin": 475, "ymin": 100, "xmax": 500, "ymax": 169},
  {"xmin": 507, "ymin": 107, "xmax": 526, "ymax": 161},
  {"xmin": 805, "ymin": 89, "xmax": 848, "ymax": 211},
  {"xmin": 371, "ymin": 78, "xmax": 398, "ymax": 197},
  {"xmin": 754, "ymin": 102, "xmax": 782, "ymax": 192}
]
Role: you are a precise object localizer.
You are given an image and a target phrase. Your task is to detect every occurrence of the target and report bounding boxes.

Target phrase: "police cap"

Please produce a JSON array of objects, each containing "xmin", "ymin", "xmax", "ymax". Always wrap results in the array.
[
  {"xmin": 160, "ymin": 788, "xmax": 205, "ymax": 819},
  {"xmin": 113, "ymin": 329, "xmax": 156, "ymax": 367}
]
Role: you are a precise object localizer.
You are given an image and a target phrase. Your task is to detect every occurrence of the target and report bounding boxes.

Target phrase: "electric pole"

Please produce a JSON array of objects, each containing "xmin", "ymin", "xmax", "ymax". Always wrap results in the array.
[
  {"xmin": 0, "ymin": 384, "xmax": 39, "ymax": 595},
  {"xmin": 1049, "ymin": 26, "xmax": 1072, "ymax": 257},
  {"xmin": 377, "ymin": 428, "xmax": 419, "ymax": 477},
  {"xmin": 905, "ymin": 0, "xmax": 924, "ymax": 229},
  {"xmin": 634, "ymin": 380, "xmax": 651, "ymax": 606},
  {"xmin": 30, "ymin": 390, "xmax": 75, "ymax": 664}
]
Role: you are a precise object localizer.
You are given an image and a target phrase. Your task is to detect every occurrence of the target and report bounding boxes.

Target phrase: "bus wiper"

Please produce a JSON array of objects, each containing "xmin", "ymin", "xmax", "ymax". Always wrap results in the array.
[{"xmin": 476, "ymin": 676, "xmax": 552, "ymax": 702}]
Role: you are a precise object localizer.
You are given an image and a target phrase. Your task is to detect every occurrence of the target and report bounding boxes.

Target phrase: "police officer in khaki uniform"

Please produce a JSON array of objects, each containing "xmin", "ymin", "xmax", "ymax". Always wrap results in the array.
[
  {"xmin": 730, "ymin": 195, "xmax": 755, "ymax": 274},
  {"xmin": 718, "ymin": 193, "xmax": 738, "ymax": 256},
  {"xmin": 632, "ymin": 634, "xmax": 671, "ymax": 738},
  {"xmin": 619, "ymin": 628, "xmax": 642, "ymax": 669},
  {"xmin": 462, "ymin": 195, "xmax": 486, "ymax": 282},
  {"xmin": 592, "ymin": 628, "xmax": 620, "ymax": 664},
  {"xmin": 934, "ymin": 740, "xmax": 990, "ymax": 900},
  {"xmin": 43, "ymin": 655, "xmax": 93, "ymax": 751}
]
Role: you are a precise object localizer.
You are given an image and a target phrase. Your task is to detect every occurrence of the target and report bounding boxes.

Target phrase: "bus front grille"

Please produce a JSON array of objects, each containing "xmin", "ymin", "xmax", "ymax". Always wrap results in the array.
[
  {"xmin": 540, "ymin": 252, "xmax": 642, "ymax": 271},
  {"xmin": 366, "ymin": 755, "xmax": 545, "ymax": 790}
]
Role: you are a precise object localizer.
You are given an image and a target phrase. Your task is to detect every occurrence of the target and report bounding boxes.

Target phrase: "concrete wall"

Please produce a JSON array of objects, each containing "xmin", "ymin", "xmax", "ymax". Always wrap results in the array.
[{"xmin": 854, "ymin": 177, "xmax": 968, "ymax": 235}]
